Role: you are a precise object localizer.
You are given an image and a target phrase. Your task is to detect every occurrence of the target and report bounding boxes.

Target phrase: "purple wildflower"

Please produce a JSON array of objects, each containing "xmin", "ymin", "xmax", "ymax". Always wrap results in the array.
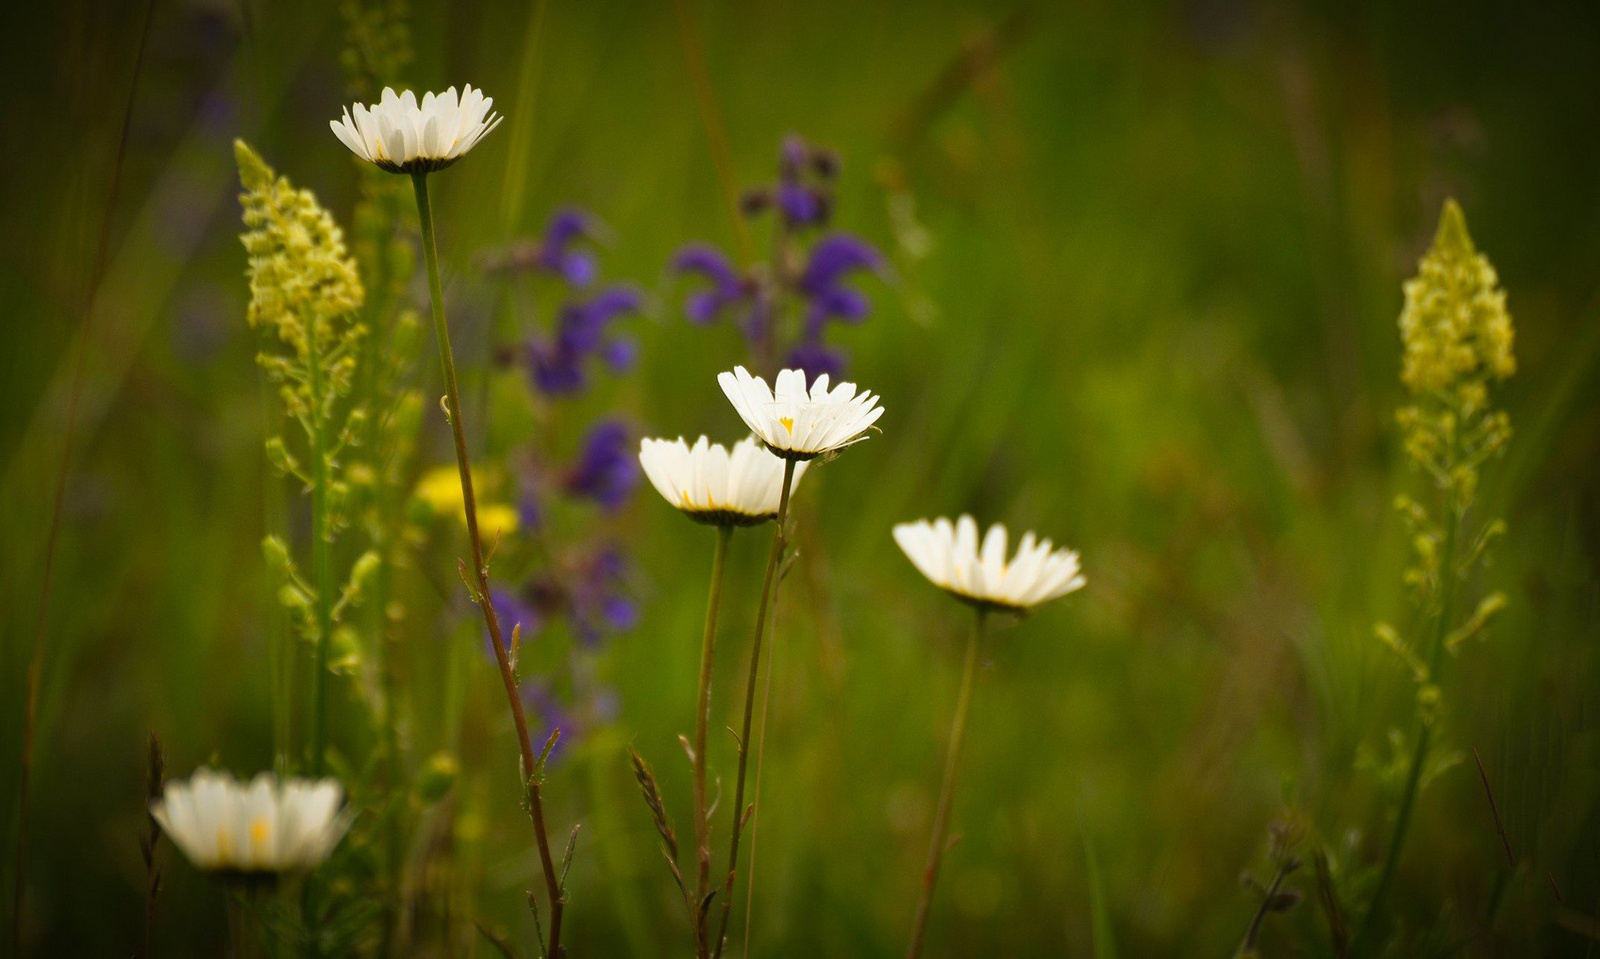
[
  {"xmin": 494, "ymin": 207, "xmax": 600, "ymax": 286},
  {"xmin": 799, "ymin": 233, "xmax": 882, "ymax": 326},
  {"xmin": 673, "ymin": 244, "xmax": 752, "ymax": 326},
  {"xmin": 776, "ymin": 181, "xmax": 828, "ymax": 227},
  {"xmin": 671, "ymin": 136, "xmax": 883, "ymax": 377},
  {"xmin": 526, "ymin": 286, "xmax": 643, "ymax": 395},
  {"xmin": 563, "ymin": 419, "xmax": 638, "ymax": 511},
  {"xmin": 769, "ymin": 134, "xmax": 835, "ymax": 228},
  {"xmin": 787, "ymin": 337, "xmax": 847, "ymax": 386},
  {"xmin": 518, "ymin": 679, "xmax": 622, "ymax": 765},
  {"xmin": 568, "ymin": 546, "xmax": 636, "ymax": 646}
]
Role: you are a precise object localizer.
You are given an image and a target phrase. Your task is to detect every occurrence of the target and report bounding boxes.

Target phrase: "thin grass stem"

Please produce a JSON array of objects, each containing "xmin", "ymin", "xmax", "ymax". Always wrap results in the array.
[
  {"xmin": 669, "ymin": 0, "xmax": 754, "ymax": 267},
  {"xmin": 13, "ymin": 1, "xmax": 155, "ymax": 949}
]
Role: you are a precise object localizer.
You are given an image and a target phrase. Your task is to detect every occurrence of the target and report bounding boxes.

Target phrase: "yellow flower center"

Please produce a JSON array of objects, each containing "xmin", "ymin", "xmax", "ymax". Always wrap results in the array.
[
  {"xmin": 778, "ymin": 416, "xmax": 795, "ymax": 435},
  {"xmin": 250, "ymin": 817, "xmax": 271, "ymax": 851}
]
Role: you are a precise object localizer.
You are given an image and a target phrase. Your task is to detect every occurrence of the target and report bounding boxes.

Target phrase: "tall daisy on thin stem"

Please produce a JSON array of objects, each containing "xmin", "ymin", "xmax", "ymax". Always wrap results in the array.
[
  {"xmin": 332, "ymin": 86, "xmax": 570, "ymax": 957},
  {"xmin": 892, "ymin": 514, "xmax": 1085, "ymax": 959},
  {"xmin": 637, "ymin": 436, "xmax": 806, "ymax": 954},
  {"xmin": 707, "ymin": 367, "xmax": 882, "ymax": 957}
]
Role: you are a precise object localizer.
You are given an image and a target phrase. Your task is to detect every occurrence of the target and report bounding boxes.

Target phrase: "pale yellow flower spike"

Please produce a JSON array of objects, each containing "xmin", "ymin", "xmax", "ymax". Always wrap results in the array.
[{"xmin": 1398, "ymin": 198, "xmax": 1515, "ymax": 397}]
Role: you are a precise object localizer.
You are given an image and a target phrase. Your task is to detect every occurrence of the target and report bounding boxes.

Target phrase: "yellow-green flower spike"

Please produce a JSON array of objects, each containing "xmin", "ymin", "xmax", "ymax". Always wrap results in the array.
[
  {"xmin": 236, "ymin": 139, "xmax": 365, "ymax": 362},
  {"xmin": 1398, "ymin": 198, "xmax": 1515, "ymax": 397}
]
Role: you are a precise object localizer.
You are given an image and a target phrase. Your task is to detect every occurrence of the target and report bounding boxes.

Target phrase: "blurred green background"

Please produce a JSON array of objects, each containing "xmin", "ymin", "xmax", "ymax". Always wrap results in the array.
[{"xmin": 3, "ymin": 0, "xmax": 1600, "ymax": 954}]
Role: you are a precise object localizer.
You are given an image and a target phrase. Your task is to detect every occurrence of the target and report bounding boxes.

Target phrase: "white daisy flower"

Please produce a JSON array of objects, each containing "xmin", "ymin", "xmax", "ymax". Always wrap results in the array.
[
  {"xmin": 150, "ymin": 769, "xmax": 349, "ymax": 877},
  {"xmin": 639, "ymin": 435, "xmax": 808, "ymax": 526},
  {"xmin": 893, "ymin": 515, "xmax": 1085, "ymax": 613},
  {"xmin": 717, "ymin": 366, "xmax": 884, "ymax": 461},
  {"xmin": 330, "ymin": 85, "xmax": 502, "ymax": 174}
]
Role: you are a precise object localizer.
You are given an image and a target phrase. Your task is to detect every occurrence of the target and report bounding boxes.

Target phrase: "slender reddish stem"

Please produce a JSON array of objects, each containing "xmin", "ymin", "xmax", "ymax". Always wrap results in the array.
[{"xmin": 412, "ymin": 172, "xmax": 565, "ymax": 957}]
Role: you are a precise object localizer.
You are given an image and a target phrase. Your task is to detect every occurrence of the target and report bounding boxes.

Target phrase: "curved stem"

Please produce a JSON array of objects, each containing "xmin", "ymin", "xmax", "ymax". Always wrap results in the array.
[
  {"xmin": 693, "ymin": 525, "xmax": 734, "ymax": 955},
  {"xmin": 711, "ymin": 458, "xmax": 795, "ymax": 959},
  {"xmin": 411, "ymin": 172, "xmax": 566, "ymax": 957},
  {"xmin": 906, "ymin": 608, "xmax": 986, "ymax": 959}
]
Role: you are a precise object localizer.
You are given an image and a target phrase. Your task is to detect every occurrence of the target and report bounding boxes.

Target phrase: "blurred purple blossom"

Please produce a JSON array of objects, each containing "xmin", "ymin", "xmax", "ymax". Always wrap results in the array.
[
  {"xmin": 670, "ymin": 135, "xmax": 881, "ymax": 383},
  {"xmin": 787, "ymin": 338, "xmax": 847, "ymax": 385},
  {"xmin": 569, "ymin": 546, "xmax": 637, "ymax": 646},
  {"xmin": 776, "ymin": 182, "xmax": 827, "ymax": 227},
  {"xmin": 519, "ymin": 678, "xmax": 622, "ymax": 765},
  {"xmin": 521, "ymin": 682, "xmax": 576, "ymax": 763},
  {"xmin": 491, "ymin": 207, "xmax": 601, "ymax": 286},
  {"xmin": 563, "ymin": 419, "xmax": 638, "ymax": 511},
  {"xmin": 766, "ymin": 133, "xmax": 839, "ymax": 229},
  {"xmin": 799, "ymin": 233, "xmax": 882, "ymax": 326},
  {"xmin": 525, "ymin": 286, "xmax": 643, "ymax": 395},
  {"xmin": 674, "ymin": 244, "xmax": 753, "ymax": 326}
]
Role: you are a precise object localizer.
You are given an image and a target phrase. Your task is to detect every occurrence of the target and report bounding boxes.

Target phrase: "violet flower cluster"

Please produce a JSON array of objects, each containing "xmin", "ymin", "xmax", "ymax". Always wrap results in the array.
[
  {"xmin": 673, "ymin": 134, "xmax": 885, "ymax": 382},
  {"xmin": 484, "ymin": 207, "xmax": 645, "ymax": 760}
]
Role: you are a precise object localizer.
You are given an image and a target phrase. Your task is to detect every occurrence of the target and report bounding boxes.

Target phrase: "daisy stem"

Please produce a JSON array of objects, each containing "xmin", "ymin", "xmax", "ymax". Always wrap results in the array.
[
  {"xmin": 906, "ymin": 607, "xmax": 987, "ymax": 959},
  {"xmin": 694, "ymin": 525, "xmax": 734, "ymax": 955},
  {"xmin": 227, "ymin": 893, "xmax": 249, "ymax": 959},
  {"xmin": 410, "ymin": 171, "xmax": 566, "ymax": 958},
  {"xmin": 711, "ymin": 458, "xmax": 795, "ymax": 959},
  {"xmin": 740, "ymin": 528, "xmax": 792, "ymax": 959}
]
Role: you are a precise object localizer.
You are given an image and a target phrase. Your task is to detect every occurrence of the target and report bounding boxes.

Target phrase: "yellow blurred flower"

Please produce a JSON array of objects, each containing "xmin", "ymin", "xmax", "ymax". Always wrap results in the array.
[{"xmin": 414, "ymin": 465, "xmax": 519, "ymax": 534}]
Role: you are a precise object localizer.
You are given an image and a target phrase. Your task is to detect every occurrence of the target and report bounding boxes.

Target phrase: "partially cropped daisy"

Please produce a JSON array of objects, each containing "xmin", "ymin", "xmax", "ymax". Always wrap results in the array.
[
  {"xmin": 150, "ymin": 769, "xmax": 348, "ymax": 878},
  {"xmin": 639, "ymin": 436, "xmax": 808, "ymax": 526},
  {"xmin": 717, "ymin": 366, "xmax": 883, "ymax": 461},
  {"xmin": 330, "ymin": 85, "xmax": 501, "ymax": 174},
  {"xmin": 893, "ymin": 515, "xmax": 1085, "ymax": 613}
]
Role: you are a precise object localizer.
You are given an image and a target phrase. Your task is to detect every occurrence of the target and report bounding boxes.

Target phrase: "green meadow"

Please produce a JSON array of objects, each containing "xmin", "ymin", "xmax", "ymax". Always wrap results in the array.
[{"xmin": 2, "ymin": 0, "xmax": 1598, "ymax": 955}]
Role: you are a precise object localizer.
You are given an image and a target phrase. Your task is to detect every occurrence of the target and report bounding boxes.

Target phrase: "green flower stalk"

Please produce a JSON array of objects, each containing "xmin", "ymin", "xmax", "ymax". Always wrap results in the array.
[
  {"xmin": 1356, "ymin": 199, "xmax": 1515, "ymax": 947},
  {"xmin": 237, "ymin": 140, "xmax": 377, "ymax": 779}
]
